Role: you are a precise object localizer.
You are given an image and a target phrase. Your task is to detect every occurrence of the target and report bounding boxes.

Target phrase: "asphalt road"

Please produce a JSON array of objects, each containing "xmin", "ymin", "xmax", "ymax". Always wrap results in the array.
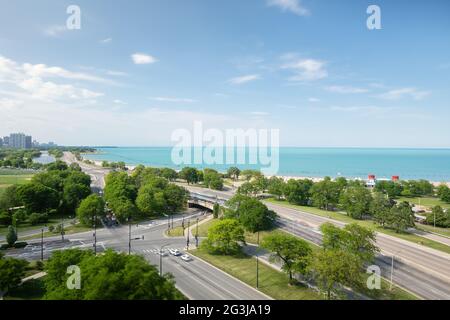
[
  {"xmin": 183, "ymin": 185, "xmax": 450, "ymax": 300},
  {"xmin": 5, "ymin": 210, "xmax": 268, "ymax": 300}
]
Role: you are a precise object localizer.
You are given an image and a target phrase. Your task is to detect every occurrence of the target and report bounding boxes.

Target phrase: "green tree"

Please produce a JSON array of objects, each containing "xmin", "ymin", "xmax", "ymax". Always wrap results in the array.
[
  {"xmin": 261, "ymin": 233, "xmax": 312, "ymax": 283},
  {"xmin": 282, "ymin": 179, "xmax": 313, "ymax": 206},
  {"xmin": 370, "ymin": 192, "xmax": 394, "ymax": 227},
  {"xmin": 225, "ymin": 196, "xmax": 276, "ymax": 232},
  {"xmin": 161, "ymin": 168, "xmax": 178, "ymax": 181},
  {"xmin": 44, "ymin": 249, "xmax": 183, "ymax": 300},
  {"xmin": 136, "ymin": 179, "xmax": 187, "ymax": 217},
  {"xmin": 0, "ymin": 256, "xmax": 28, "ymax": 295},
  {"xmin": 201, "ymin": 219, "xmax": 245, "ymax": 255},
  {"xmin": 104, "ymin": 171, "xmax": 137, "ymax": 204},
  {"xmin": 267, "ymin": 177, "xmax": 285, "ymax": 200},
  {"xmin": 179, "ymin": 167, "xmax": 200, "ymax": 185},
  {"xmin": 0, "ymin": 185, "xmax": 21, "ymax": 211},
  {"xmin": 240, "ymin": 169, "xmax": 262, "ymax": 181},
  {"xmin": 310, "ymin": 249, "xmax": 362, "ymax": 300},
  {"xmin": 203, "ymin": 169, "xmax": 224, "ymax": 190},
  {"xmin": 213, "ymin": 203, "xmax": 220, "ymax": 219},
  {"xmin": 310, "ymin": 178, "xmax": 340, "ymax": 211},
  {"xmin": 237, "ymin": 182, "xmax": 257, "ymax": 197},
  {"xmin": 76, "ymin": 194, "xmax": 105, "ymax": 226},
  {"xmin": 63, "ymin": 182, "xmax": 91, "ymax": 214},
  {"xmin": 16, "ymin": 183, "xmax": 60, "ymax": 213},
  {"xmin": 374, "ymin": 180, "xmax": 403, "ymax": 198},
  {"xmin": 386, "ymin": 202, "xmax": 415, "ymax": 233},
  {"xmin": 437, "ymin": 185, "xmax": 450, "ymax": 203},
  {"xmin": 320, "ymin": 223, "xmax": 378, "ymax": 265},
  {"xmin": 426, "ymin": 206, "xmax": 450, "ymax": 228},
  {"xmin": 6, "ymin": 225, "xmax": 17, "ymax": 246},
  {"xmin": 111, "ymin": 199, "xmax": 140, "ymax": 223},
  {"xmin": 227, "ymin": 167, "xmax": 241, "ymax": 180},
  {"xmin": 339, "ymin": 185, "xmax": 372, "ymax": 219}
]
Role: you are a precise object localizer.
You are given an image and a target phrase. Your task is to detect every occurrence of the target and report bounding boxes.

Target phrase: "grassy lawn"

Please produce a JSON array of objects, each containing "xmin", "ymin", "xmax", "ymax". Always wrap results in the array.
[
  {"xmin": 0, "ymin": 216, "xmax": 78, "ymax": 238},
  {"xmin": 192, "ymin": 248, "xmax": 322, "ymax": 300},
  {"xmin": 165, "ymin": 226, "xmax": 185, "ymax": 237},
  {"xmin": 0, "ymin": 174, "xmax": 34, "ymax": 186},
  {"xmin": 21, "ymin": 224, "xmax": 93, "ymax": 241},
  {"xmin": 266, "ymin": 198, "xmax": 450, "ymax": 255},
  {"xmin": 4, "ymin": 277, "xmax": 46, "ymax": 300},
  {"xmin": 417, "ymin": 224, "xmax": 450, "ymax": 237},
  {"xmin": 196, "ymin": 218, "xmax": 287, "ymax": 244},
  {"xmin": 397, "ymin": 196, "xmax": 450, "ymax": 210}
]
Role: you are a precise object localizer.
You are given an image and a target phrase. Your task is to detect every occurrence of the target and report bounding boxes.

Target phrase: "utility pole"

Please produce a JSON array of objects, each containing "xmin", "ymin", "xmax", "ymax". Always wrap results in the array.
[
  {"xmin": 195, "ymin": 218, "xmax": 199, "ymax": 248},
  {"xmin": 256, "ymin": 231, "xmax": 260, "ymax": 289},
  {"xmin": 186, "ymin": 220, "xmax": 190, "ymax": 250},
  {"xmin": 159, "ymin": 244, "xmax": 169, "ymax": 276},
  {"xmin": 390, "ymin": 254, "xmax": 394, "ymax": 291},
  {"xmin": 128, "ymin": 217, "xmax": 131, "ymax": 255},
  {"xmin": 167, "ymin": 214, "xmax": 170, "ymax": 234},
  {"xmin": 61, "ymin": 212, "xmax": 64, "ymax": 241},
  {"xmin": 41, "ymin": 228, "xmax": 44, "ymax": 261},
  {"xmin": 93, "ymin": 214, "xmax": 97, "ymax": 255}
]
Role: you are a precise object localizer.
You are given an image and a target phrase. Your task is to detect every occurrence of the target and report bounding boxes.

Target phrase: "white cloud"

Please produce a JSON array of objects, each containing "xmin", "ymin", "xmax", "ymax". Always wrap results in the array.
[
  {"xmin": 228, "ymin": 74, "xmax": 261, "ymax": 85},
  {"xmin": 329, "ymin": 105, "xmax": 390, "ymax": 115},
  {"xmin": 378, "ymin": 88, "xmax": 431, "ymax": 100},
  {"xmin": 150, "ymin": 97, "xmax": 197, "ymax": 103},
  {"xmin": 267, "ymin": 0, "xmax": 310, "ymax": 16},
  {"xmin": 22, "ymin": 63, "xmax": 109, "ymax": 83},
  {"xmin": 106, "ymin": 70, "xmax": 128, "ymax": 76},
  {"xmin": 131, "ymin": 53, "xmax": 157, "ymax": 65},
  {"xmin": 249, "ymin": 111, "xmax": 269, "ymax": 116},
  {"xmin": 100, "ymin": 38, "xmax": 112, "ymax": 44},
  {"xmin": 113, "ymin": 99, "xmax": 127, "ymax": 105},
  {"xmin": 308, "ymin": 97, "xmax": 320, "ymax": 102},
  {"xmin": 282, "ymin": 58, "xmax": 328, "ymax": 81},
  {"xmin": 0, "ymin": 55, "xmax": 104, "ymax": 102},
  {"xmin": 43, "ymin": 25, "xmax": 67, "ymax": 37},
  {"xmin": 326, "ymin": 85, "xmax": 369, "ymax": 94}
]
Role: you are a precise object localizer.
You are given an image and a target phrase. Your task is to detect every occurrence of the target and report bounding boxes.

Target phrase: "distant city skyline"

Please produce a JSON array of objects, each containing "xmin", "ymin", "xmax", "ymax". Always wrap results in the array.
[{"xmin": 1, "ymin": 0, "xmax": 449, "ymax": 147}]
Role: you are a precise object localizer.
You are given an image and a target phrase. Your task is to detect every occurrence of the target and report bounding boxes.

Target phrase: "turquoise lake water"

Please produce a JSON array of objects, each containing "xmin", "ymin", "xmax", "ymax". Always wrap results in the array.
[{"xmin": 83, "ymin": 147, "xmax": 450, "ymax": 181}]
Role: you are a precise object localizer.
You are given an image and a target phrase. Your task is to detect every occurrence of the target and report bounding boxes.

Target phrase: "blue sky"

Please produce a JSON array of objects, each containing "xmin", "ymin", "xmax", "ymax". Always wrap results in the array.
[{"xmin": 1, "ymin": 0, "xmax": 449, "ymax": 147}]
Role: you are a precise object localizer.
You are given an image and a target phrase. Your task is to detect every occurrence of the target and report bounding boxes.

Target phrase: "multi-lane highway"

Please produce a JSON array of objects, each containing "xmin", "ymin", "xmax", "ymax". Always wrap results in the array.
[
  {"xmin": 183, "ymin": 185, "xmax": 450, "ymax": 300},
  {"xmin": 6, "ymin": 210, "xmax": 269, "ymax": 300}
]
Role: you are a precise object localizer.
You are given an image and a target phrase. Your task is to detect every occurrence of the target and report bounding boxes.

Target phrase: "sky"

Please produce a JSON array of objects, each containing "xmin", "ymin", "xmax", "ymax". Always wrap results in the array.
[{"xmin": 0, "ymin": 0, "xmax": 449, "ymax": 147}]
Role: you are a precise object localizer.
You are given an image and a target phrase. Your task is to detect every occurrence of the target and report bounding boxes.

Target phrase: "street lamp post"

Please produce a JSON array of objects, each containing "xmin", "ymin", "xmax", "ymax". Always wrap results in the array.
[
  {"xmin": 390, "ymin": 254, "xmax": 394, "ymax": 291},
  {"xmin": 93, "ymin": 214, "xmax": 97, "ymax": 255},
  {"xmin": 256, "ymin": 231, "xmax": 260, "ymax": 289},
  {"xmin": 128, "ymin": 217, "xmax": 131, "ymax": 255},
  {"xmin": 167, "ymin": 214, "xmax": 170, "ymax": 234},
  {"xmin": 186, "ymin": 220, "xmax": 190, "ymax": 250},
  {"xmin": 41, "ymin": 228, "xmax": 44, "ymax": 261},
  {"xmin": 195, "ymin": 218, "xmax": 199, "ymax": 248},
  {"xmin": 159, "ymin": 244, "xmax": 170, "ymax": 276}
]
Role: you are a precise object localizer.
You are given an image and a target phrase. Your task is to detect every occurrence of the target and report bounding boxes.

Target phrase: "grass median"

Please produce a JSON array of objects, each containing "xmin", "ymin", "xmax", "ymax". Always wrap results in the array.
[{"xmin": 191, "ymin": 248, "xmax": 322, "ymax": 300}]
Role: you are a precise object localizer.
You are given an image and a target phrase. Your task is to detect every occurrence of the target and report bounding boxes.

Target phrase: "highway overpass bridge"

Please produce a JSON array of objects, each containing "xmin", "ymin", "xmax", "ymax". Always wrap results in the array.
[{"xmin": 188, "ymin": 192, "xmax": 227, "ymax": 211}]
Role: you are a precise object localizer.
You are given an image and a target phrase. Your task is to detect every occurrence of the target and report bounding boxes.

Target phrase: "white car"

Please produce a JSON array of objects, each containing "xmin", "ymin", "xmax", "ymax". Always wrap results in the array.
[
  {"xmin": 180, "ymin": 254, "xmax": 192, "ymax": 262},
  {"xmin": 157, "ymin": 249, "xmax": 168, "ymax": 256},
  {"xmin": 169, "ymin": 248, "xmax": 181, "ymax": 256}
]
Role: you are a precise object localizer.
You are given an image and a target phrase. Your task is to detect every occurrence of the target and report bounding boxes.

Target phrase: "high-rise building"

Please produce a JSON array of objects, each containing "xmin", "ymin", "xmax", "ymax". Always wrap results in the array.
[
  {"xmin": 25, "ymin": 136, "xmax": 32, "ymax": 149},
  {"xmin": 9, "ymin": 133, "xmax": 33, "ymax": 149},
  {"xmin": 0, "ymin": 137, "xmax": 3, "ymax": 147},
  {"xmin": 3, "ymin": 136, "xmax": 9, "ymax": 147}
]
